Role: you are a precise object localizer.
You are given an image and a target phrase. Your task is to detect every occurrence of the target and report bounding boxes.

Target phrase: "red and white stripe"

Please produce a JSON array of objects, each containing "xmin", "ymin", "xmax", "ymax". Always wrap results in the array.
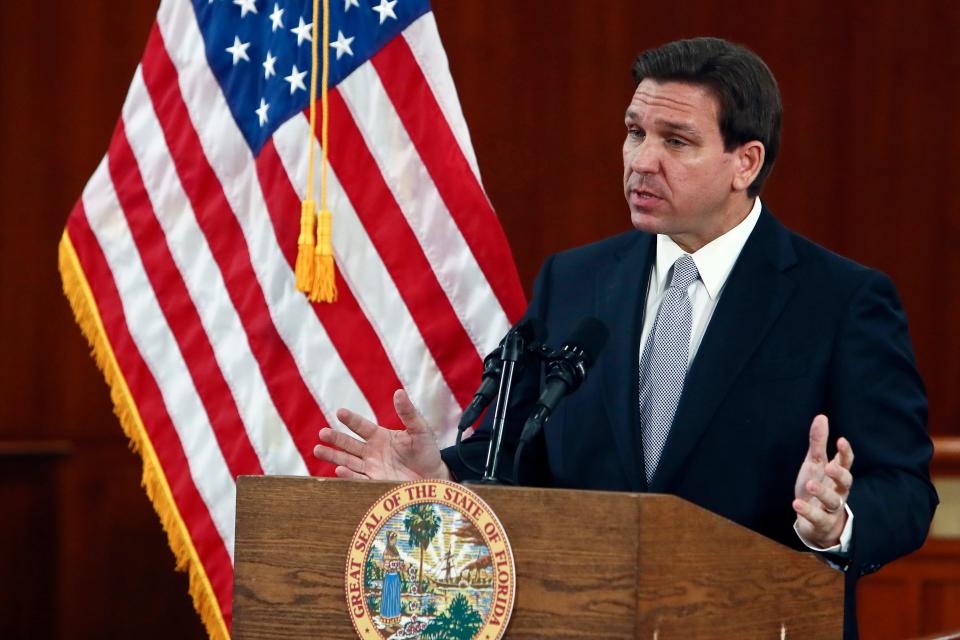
[{"xmin": 64, "ymin": 0, "xmax": 525, "ymax": 632}]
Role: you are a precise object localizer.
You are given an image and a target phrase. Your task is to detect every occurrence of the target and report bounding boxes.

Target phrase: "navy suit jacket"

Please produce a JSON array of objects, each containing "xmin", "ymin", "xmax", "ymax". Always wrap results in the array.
[{"xmin": 441, "ymin": 207, "xmax": 938, "ymax": 638}]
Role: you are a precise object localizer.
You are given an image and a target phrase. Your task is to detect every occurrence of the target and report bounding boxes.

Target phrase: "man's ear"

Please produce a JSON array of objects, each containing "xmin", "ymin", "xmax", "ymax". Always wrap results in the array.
[{"xmin": 731, "ymin": 141, "xmax": 765, "ymax": 193}]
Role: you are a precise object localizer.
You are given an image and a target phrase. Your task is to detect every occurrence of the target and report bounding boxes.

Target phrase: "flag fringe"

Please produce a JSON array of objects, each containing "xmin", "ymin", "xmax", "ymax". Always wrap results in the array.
[{"xmin": 58, "ymin": 232, "xmax": 230, "ymax": 640}]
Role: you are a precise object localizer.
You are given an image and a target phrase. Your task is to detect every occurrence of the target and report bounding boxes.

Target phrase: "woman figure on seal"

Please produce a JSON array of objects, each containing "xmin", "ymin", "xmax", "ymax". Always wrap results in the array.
[{"xmin": 380, "ymin": 531, "xmax": 403, "ymax": 624}]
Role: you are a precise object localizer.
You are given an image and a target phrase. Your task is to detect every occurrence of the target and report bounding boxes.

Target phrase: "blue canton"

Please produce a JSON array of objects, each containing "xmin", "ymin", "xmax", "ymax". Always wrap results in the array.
[{"xmin": 192, "ymin": 0, "xmax": 431, "ymax": 153}]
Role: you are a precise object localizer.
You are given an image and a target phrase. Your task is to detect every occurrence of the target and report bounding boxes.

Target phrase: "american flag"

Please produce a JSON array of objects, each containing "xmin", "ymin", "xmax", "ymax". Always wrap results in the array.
[{"xmin": 58, "ymin": 0, "xmax": 525, "ymax": 636}]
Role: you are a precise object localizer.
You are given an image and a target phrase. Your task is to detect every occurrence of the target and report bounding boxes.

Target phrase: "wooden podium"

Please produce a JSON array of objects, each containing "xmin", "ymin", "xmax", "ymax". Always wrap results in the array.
[{"xmin": 233, "ymin": 476, "xmax": 843, "ymax": 639}]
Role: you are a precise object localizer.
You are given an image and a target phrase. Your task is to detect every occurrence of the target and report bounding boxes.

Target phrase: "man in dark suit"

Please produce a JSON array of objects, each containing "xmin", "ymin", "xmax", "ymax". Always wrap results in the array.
[{"xmin": 314, "ymin": 37, "xmax": 937, "ymax": 638}]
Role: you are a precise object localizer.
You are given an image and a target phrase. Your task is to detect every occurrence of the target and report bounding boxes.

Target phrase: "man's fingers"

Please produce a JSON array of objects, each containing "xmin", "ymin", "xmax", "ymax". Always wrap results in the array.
[
  {"xmin": 793, "ymin": 509, "xmax": 817, "ymax": 536},
  {"xmin": 393, "ymin": 389, "xmax": 430, "ymax": 434},
  {"xmin": 837, "ymin": 436, "xmax": 855, "ymax": 470},
  {"xmin": 313, "ymin": 443, "xmax": 336, "ymax": 464},
  {"xmin": 825, "ymin": 461, "xmax": 853, "ymax": 497},
  {"xmin": 334, "ymin": 465, "xmax": 369, "ymax": 480},
  {"xmin": 793, "ymin": 498, "xmax": 832, "ymax": 530},
  {"xmin": 806, "ymin": 414, "xmax": 829, "ymax": 464},
  {"xmin": 336, "ymin": 408, "xmax": 380, "ymax": 440},
  {"xmin": 318, "ymin": 427, "xmax": 365, "ymax": 457},
  {"xmin": 806, "ymin": 479, "xmax": 844, "ymax": 513},
  {"xmin": 313, "ymin": 443, "xmax": 366, "ymax": 474}
]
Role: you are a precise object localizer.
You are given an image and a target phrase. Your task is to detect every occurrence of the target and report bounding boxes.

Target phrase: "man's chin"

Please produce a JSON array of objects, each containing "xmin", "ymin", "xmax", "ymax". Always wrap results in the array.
[{"xmin": 630, "ymin": 210, "xmax": 669, "ymax": 234}]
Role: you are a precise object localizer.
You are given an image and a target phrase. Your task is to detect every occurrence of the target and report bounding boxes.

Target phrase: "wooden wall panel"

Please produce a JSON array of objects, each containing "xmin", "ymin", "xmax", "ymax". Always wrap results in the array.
[
  {"xmin": 54, "ymin": 442, "xmax": 207, "ymax": 639},
  {"xmin": 0, "ymin": 0, "xmax": 154, "ymax": 439},
  {"xmin": 858, "ymin": 539, "xmax": 960, "ymax": 638},
  {"xmin": 431, "ymin": 0, "xmax": 960, "ymax": 438},
  {"xmin": 0, "ymin": 445, "xmax": 67, "ymax": 639},
  {"xmin": 0, "ymin": 1, "xmax": 956, "ymax": 638},
  {"xmin": 924, "ymin": 580, "xmax": 960, "ymax": 633},
  {"xmin": 856, "ymin": 578, "xmax": 920, "ymax": 640},
  {"xmin": 0, "ymin": 2, "xmax": 204, "ymax": 638}
]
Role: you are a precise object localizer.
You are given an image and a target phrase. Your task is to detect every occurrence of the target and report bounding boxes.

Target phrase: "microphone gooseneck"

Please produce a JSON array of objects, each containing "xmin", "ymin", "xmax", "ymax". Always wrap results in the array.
[
  {"xmin": 512, "ymin": 317, "xmax": 609, "ymax": 484},
  {"xmin": 456, "ymin": 317, "xmax": 547, "ymax": 432}
]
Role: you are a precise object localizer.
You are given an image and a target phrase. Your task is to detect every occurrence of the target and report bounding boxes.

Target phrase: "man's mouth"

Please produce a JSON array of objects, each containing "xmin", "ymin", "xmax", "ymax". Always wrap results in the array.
[{"xmin": 630, "ymin": 188, "xmax": 664, "ymax": 203}]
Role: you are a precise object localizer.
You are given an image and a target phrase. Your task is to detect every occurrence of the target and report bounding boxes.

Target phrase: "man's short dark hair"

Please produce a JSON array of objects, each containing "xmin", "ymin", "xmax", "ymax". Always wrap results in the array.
[{"xmin": 631, "ymin": 37, "xmax": 782, "ymax": 198}]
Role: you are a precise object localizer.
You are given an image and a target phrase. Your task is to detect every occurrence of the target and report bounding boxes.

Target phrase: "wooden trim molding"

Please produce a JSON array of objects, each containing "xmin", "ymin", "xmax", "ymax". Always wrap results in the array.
[
  {"xmin": 933, "ymin": 437, "xmax": 960, "ymax": 476},
  {"xmin": 0, "ymin": 440, "xmax": 72, "ymax": 459}
]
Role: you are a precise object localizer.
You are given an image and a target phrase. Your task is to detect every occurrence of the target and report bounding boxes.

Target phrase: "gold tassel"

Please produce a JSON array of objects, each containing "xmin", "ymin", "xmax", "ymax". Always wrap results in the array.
[
  {"xmin": 310, "ymin": 208, "xmax": 337, "ymax": 302},
  {"xmin": 296, "ymin": 0, "xmax": 337, "ymax": 304},
  {"xmin": 295, "ymin": 199, "xmax": 317, "ymax": 293}
]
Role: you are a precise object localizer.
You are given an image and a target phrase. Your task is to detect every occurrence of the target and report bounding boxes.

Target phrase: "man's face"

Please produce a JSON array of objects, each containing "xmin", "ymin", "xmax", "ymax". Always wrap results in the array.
[{"xmin": 623, "ymin": 79, "xmax": 747, "ymax": 250}]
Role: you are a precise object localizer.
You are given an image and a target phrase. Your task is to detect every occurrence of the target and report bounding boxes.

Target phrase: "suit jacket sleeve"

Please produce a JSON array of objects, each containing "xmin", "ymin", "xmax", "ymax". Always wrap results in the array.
[{"xmin": 831, "ymin": 270, "xmax": 938, "ymax": 578}]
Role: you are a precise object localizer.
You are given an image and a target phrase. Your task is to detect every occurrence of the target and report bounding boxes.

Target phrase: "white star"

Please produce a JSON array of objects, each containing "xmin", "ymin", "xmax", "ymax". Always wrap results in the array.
[
  {"xmin": 284, "ymin": 64, "xmax": 307, "ymax": 94},
  {"xmin": 344, "ymin": 0, "xmax": 360, "ymax": 11},
  {"xmin": 329, "ymin": 30, "xmax": 355, "ymax": 60},
  {"xmin": 371, "ymin": 0, "xmax": 398, "ymax": 24},
  {"xmin": 269, "ymin": 3, "xmax": 284, "ymax": 31},
  {"xmin": 226, "ymin": 36, "xmax": 251, "ymax": 65},
  {"xmin": 233, "ymin": 0, "xmax": 258, "ymax": 18},
  {"xmin": 262, "ymin": 50, "xmax": 277, "ymax": 79},
  {"xmin": 256, "ymin": 98, "xmax": 270, "ymax": 126},
  {"xmin": 291, "ymin": 17, "xmax": 313, "ymax": 46}
]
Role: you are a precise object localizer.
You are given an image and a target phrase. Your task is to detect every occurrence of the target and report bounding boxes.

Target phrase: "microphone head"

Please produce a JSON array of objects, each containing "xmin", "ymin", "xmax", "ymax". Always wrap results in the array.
[
  {"xmin": 564, "ymin": 316, "xmax": 609, "ymax": 366},
  {"xmin": 518, "ymin": 316, "xmax": 548, "ymax": 345}
]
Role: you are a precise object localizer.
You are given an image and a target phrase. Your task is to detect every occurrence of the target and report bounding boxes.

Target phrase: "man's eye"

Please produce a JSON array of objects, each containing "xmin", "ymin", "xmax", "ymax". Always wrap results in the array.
[
  {"xmin": 667, "ymin": 137, "xmax": 688, "ymax": 147},
  {"xmin": 627, "ymin": 128, "xmax": 643, "ymax": 140}
]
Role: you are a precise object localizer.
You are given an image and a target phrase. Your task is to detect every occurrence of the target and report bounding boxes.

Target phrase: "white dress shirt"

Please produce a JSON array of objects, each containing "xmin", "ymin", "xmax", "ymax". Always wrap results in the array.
[
  {"xmin": 638, "ymin": 197, "xmax": 762, "ymax": 363},
  {"xmin": 638, "ymin": 197, "xmax": 852, "ymax": 556}
]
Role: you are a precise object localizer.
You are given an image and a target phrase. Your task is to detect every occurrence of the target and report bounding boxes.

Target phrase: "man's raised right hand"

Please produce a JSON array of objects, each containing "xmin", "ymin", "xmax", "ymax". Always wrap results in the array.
[{"xmin": 312, "ymin": 389, "xmax": 452, "ymax": 481}]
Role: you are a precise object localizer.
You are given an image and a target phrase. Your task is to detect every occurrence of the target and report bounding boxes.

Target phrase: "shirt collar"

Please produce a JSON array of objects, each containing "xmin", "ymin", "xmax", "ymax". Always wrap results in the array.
[{"xmin": 653, "ymin": 197, "xmax": 763, "ymax": 299}]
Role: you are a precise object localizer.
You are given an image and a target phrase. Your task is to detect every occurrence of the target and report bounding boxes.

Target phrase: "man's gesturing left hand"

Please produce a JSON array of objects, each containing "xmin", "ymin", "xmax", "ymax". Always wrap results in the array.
[{"xmin": 793, "ymin": 414, "xmax": 855, "ymax": 549}]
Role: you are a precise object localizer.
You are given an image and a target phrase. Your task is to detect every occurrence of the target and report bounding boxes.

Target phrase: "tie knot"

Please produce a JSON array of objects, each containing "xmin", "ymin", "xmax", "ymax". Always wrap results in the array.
[{"xmin": 669, "ymin": 254, "xmax": 699, "ymax": 290}]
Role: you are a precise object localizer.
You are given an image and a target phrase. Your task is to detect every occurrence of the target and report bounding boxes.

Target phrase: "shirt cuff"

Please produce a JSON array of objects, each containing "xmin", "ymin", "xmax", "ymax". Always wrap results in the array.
[{"xmin": 794, "ymin": 502, "xmax": 854, "ymax": 556}]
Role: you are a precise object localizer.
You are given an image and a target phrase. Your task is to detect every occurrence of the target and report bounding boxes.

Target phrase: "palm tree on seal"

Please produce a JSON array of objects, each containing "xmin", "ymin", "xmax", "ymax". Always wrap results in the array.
[{"xmin": 403, "ymin": 503, "xmax": 440, "ymax": 591}]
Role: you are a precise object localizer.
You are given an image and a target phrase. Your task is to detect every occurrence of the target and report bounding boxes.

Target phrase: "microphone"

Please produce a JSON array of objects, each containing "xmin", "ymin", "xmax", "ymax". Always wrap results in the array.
[
  {"xmin": 456, "ymin": 317, "xmax": 548, "ymax": 432},
  {"xmin": 517, "ymin": 317, "xmax": 609, "ymax": 446}
]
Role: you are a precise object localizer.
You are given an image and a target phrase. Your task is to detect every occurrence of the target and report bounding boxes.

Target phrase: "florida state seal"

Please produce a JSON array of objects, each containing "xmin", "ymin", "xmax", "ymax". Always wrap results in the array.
[{"xmin": 345, "ymin": 480, "xmax": 516, "ymax": 640}]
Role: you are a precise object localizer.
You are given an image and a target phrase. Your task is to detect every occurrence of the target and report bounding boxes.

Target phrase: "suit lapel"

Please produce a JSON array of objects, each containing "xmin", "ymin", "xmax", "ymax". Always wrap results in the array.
[
  {"xmin": 598, "ymin": 232, "xmax": 655, "ymax": 492},
  {"xmin": 648, "ymin": 210, "xmax": 798, "ymax": 492}
]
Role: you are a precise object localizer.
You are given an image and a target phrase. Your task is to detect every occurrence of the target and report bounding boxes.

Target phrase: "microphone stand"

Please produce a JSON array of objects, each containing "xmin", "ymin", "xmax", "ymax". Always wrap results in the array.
[
  {"xmin": 455, "ymin": 355, "xmax": 501, "ymax": 477},
  {"xmin": 477, "ymin": 329, "xmax": 524, "ymax": 483},
  {"xmin": 458, "ymin": 335, "xmax": 553, "ymax": 484}
]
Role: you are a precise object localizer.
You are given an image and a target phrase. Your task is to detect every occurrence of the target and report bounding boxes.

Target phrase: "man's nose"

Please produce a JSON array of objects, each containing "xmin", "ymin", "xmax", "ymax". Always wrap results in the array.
[{"xmin": 629, "ymin": 140, "xmax": 660, "ymax": 175}]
